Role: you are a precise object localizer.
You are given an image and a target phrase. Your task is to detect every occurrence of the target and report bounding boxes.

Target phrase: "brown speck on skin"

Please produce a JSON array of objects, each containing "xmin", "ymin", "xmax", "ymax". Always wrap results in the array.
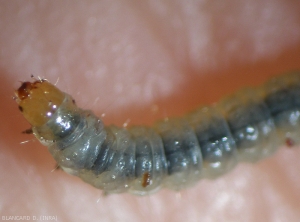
[
  {"xmin": 285, "ymin": 137, "xmax": 295, "ymax": 147},
  {"xmin": 18, "ymin": 105, "xmax": 23, "ymax": 112},
  {"xmin": 72, "ymin": 99, "xmax": 76, "ymax": 104},
  {"xmin": 142, "ymin": 172, "xmax": 151, "ymax": 188},
  {"xmin": 22, "ymin": 128, "xmax": 33, "ymax": 134}
]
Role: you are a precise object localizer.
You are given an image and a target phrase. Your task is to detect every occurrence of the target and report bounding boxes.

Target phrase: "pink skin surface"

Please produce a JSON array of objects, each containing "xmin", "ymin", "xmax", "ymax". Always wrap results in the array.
[{"xmin": 1, "ymin": 1, "xmax": 300, "ymax": 222}]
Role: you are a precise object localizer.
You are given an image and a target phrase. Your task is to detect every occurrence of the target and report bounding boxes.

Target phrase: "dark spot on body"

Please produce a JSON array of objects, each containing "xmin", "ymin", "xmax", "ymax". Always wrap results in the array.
[
  {"xmin": 142, "ymin": 172, "xmax": 151, "ymax": 188},
  {"xmin": 22, "ymin": 128, "xmax": 33, "ymax": 134},
  {"xmin": 18, "ymin": 106, "xmax": 23, "ymax": 112},
  {"xmin": 285, "ymin": 137, "xmax": 295, "ymax": 147}
]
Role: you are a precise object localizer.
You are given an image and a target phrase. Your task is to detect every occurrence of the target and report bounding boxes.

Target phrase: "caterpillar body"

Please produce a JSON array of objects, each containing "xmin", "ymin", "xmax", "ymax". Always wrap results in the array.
[{"xmin": 15, "ymin": 71, "xmax": 300, "ymax": 195}]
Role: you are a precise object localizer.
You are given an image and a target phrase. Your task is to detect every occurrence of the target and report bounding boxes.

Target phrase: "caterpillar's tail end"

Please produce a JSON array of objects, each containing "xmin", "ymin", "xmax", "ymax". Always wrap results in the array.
[{"xmin": 15, "ymin": 80, "xmax": 65, "ymax": 127}]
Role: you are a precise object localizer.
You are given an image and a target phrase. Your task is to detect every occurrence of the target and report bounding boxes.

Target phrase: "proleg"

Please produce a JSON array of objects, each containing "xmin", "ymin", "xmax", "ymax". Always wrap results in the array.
[{"xmin": 15, "ymin": 71, "xmax": 300, "ymax": 195}]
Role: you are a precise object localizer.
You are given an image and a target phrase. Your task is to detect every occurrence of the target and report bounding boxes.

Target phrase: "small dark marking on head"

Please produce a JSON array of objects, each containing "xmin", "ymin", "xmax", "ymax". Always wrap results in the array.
[
  {"xmin": 17, "ymin": 82, "xmax": 33, "ymax": 100},
  {"xmin": 285, "ymin": 137, "xmax": 295, "ymax": 147},
  {"xmin": 22, "ymin": 128, "xmax": 33, "ymax": 134},
  {"xmin": 18, "ymin": 105, "xmax": 23, "ymax": 112},
  {"xmin": 72, "ymin": 99, "xmax": 76, "ymax": 105},
  {"xmin": 16, "ymin": 81, "xmax": 42, "ymax": 101},
  {"xmin": 142, "ymin": 172, "xmax": 151, "ymax": 188}
]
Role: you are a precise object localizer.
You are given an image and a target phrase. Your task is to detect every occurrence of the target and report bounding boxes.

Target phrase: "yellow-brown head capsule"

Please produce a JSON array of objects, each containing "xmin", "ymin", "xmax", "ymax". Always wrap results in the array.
[{"xmin": 15, "ymin": 80, "xmax": 65, "ymax": 127}]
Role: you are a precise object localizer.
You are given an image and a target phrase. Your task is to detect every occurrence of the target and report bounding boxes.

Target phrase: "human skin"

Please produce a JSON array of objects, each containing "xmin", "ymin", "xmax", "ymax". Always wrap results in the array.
[{"xmin": 1, "ymin": 1, "xmax": 300, "ymax": 222}]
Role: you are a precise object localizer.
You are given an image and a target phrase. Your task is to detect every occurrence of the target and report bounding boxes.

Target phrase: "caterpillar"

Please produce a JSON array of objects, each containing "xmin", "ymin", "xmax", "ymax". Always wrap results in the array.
[{"xmin": 15, "ymin": 71, "xmax": 300, "ymax": 195}]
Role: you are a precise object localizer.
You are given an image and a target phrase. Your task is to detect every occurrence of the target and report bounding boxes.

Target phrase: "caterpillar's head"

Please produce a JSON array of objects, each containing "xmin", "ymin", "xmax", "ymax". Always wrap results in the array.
[{"xmin": 15, "ymin": 80, "xmax": 65, "ymax": 127}]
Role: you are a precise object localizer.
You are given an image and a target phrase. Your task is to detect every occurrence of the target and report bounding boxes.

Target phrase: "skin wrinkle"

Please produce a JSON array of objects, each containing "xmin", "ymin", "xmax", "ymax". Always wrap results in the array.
[{"xmin": 1, "ymin": 1, "xmax": 300, "ymax": 222}]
